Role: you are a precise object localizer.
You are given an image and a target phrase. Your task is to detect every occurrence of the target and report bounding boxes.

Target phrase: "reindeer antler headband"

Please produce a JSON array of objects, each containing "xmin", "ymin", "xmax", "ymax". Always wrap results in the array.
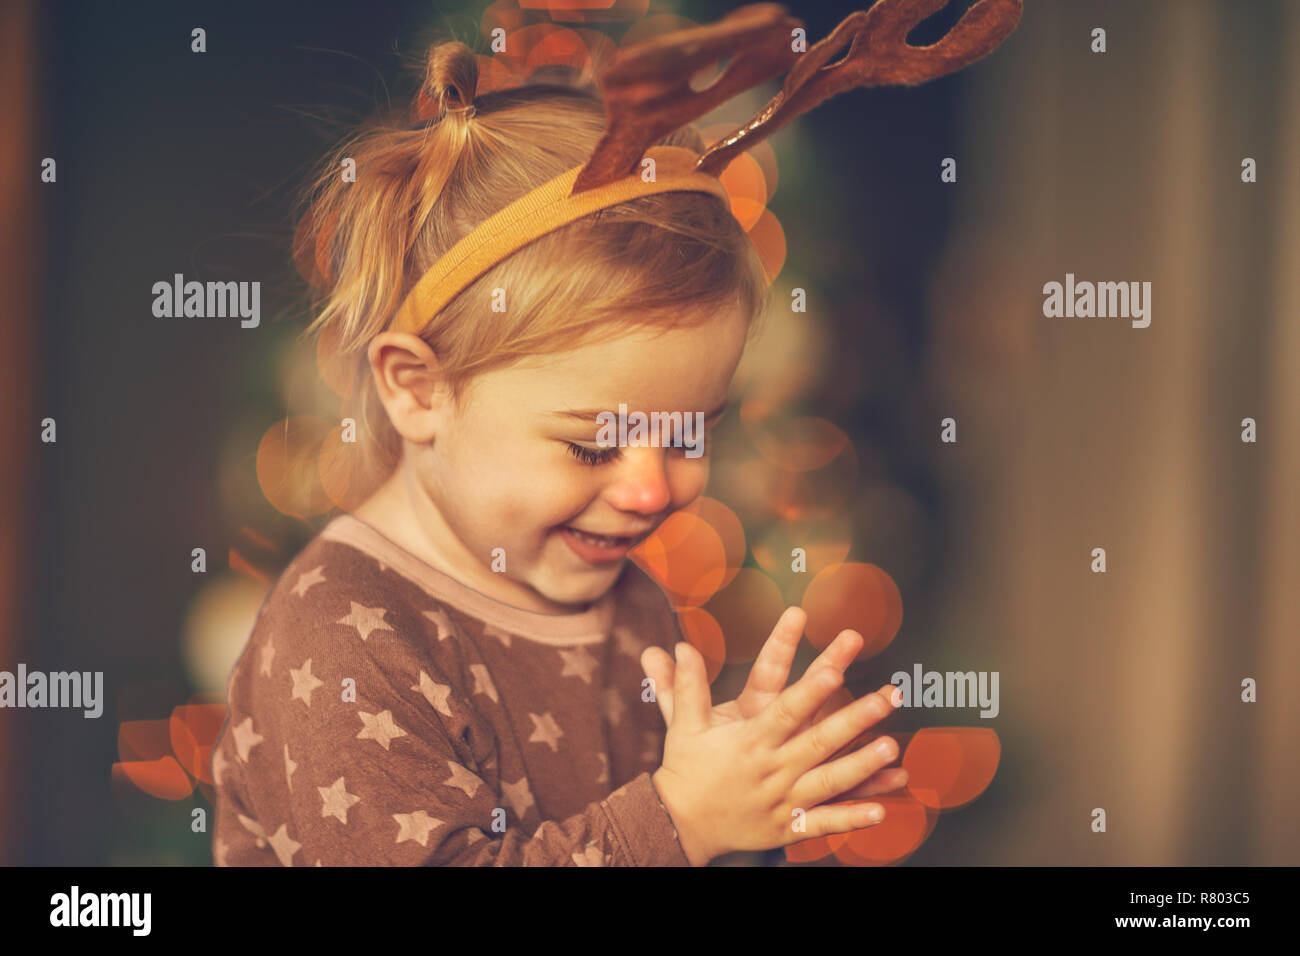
[{"xmin": 386, "ymin": 0, "xmax": 1023, "ymax": 336}]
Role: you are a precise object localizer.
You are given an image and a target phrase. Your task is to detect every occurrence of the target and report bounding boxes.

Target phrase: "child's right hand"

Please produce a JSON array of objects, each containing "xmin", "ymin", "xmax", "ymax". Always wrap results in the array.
[{"xmin": 646, "ymin": 609, "xmax": 903, "ymax": 866}]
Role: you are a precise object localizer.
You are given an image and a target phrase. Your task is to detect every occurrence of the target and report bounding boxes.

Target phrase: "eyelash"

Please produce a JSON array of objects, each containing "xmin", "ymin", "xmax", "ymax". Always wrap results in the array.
[
  {"xmin": 566, "ymin": 443, "xmax": 621, "ymax": 467},
  {"xmin": 565, "ymin": 433, "xmax": 711, "ymax": 467}
]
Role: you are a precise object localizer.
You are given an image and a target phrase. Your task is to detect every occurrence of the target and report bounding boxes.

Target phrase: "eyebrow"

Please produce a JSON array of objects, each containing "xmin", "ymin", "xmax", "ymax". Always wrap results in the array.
[{"xmin": 548, "ymin": 400, "xmax": 730, "ymax": 424}]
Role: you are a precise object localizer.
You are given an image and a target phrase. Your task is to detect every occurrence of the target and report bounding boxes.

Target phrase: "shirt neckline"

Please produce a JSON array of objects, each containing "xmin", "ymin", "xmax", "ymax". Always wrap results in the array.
[{"xmin": 318, "ymin": 512, "xmax": 617, "ymax": 646}]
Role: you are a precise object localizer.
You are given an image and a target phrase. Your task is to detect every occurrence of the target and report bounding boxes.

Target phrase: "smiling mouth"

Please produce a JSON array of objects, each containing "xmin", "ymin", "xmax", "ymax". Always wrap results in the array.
[
  {"xmin": 558, "ymin": 523, "xmax": 656, "ymax": 565},
  {"xmin": 563, "ymin": 526, "xmax": 648, "ymax": 549}
]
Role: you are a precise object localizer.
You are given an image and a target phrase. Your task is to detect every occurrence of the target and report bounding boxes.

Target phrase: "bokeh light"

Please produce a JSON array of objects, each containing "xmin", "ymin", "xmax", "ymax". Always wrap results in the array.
[
  {"xmin": 698, "ymin": 566, "xmax": 785, "ymax": 664},
  {"xmin": 255, "ymin": 415, "xmax": 334, "ymax": 519},
  {"xmin": 751, "ymin": 516, "xmax": 852, "ymax": 585},
  {"xmin": 903, "ymin": 728, "xmax": 1001, "ymax": 811},
  {"xmin": 679, "ymin": 496, "xmax": 746, "ymax": 590},
  {"xmin": 748, "ymin": 416, "xmax": 849, "ymax": 473},
  {"xmin": 317, "ymin": 421, "xmax": 378, "ymax": 515},
  {"xmin": 118, "ymin": 718, "xmax": 173, "ymax": 764},
  {"xmin": 675, "ymin": 606, "xmax": 725, "ymax": 684},
  {"xmin": 802, "ymin": 562, "xmax": 903, "ymax": 661},
  {"xmin": 833, "ymin": 793, "xmax": 938, "ymax": 866},
  {"xmin": 718, "ymin": 152, "xmax": 768, "ymax": 231},
  {"xmin": 180, "ymin": 571, "xmax": 269, "ymax": 697},
  {"xmin": 746, "ymin": 206, "xmax": 787, "ymax": 283},
  {"xmin": 630, "ymin": 510, "xmax": 727, "ymax": 606},
  {"xmin": 112, "ymin": 758, "xmax": 194, "ymax": 802},
  {"xmin": 171, "ymin": 704, "xmax": 228, "ymax": 785}
]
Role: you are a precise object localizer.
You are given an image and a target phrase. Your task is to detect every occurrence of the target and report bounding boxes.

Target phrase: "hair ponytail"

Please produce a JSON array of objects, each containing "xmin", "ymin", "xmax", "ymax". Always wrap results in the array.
[{"xmin": 425, "ymin": 41, "xmax": 478, "ymax": 123}]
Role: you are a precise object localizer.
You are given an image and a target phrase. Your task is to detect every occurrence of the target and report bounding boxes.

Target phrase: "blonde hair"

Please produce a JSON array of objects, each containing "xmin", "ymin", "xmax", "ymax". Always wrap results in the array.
[{"xmin": 296, "ymin": 40, "xmax": 771, "ymax": 499}]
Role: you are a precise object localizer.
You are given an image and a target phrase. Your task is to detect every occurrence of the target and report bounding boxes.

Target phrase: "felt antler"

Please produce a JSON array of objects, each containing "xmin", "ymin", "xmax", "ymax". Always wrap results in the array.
[
  {"xmin": 571, "ymin": 3, "xmax": 801, "ymax": 195},
  {"xmin": 698, "ymin": 0, "xmax": 1023, "ymax": 176},
  {"xmin": 386, "ymin": 1, "xmax": 1024, "ymax": 336}
]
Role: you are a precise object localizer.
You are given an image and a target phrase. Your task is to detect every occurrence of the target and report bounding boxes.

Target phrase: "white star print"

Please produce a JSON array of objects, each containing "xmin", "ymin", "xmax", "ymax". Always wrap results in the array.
[
  {"xmin": 604, "ymin": 686, "xmax": 626, "ymax": 727},
  {"xmin": 527, "ymin": 712, "xmax": 564, "ymax": 752},
  {"xmin": 319, "ymin": 776, "xmax": 361, "ymax": 824},
  {"xmin": 357, "ymin": 710, "xmax": 408, "ymax": 750},
  {"xmin": 393, "ymin": 810, "xmax": 442, "ymax": 847},
  {"xmin": 238, "ymin": 814, "xmax": 266, "ymax": 847},
  {"xmin": 289, "ymin": 658, "xmax": 324, "ymax": 707},
  {"xmin": 613, "ymin": 626, "xmax": 645, "ymax": 659},
  {"xmin": 444, "ymin": 762, "xmax": 482, "ymax": 798},
  {"xmin": 482, "ymin": 624, "xmax": 513, "ymax": 647},
  {"xmin": 422, "ymin": 606, "xmax": 455, "ymax": 641},
  {"xmin": 284, "ymin": 744, "xmax": 297, "ymax": 792},
  {"xmin": 469, "ymin": 664, "xmax": 498, "ymax": 703},
  {"xmin": 211, "ymin": 745, "xmax": 229, "ymax": 785},
  {"xmin": 412, "ymin": 671, "xmax": 453, "ymax": 718},
  {"xmin": 258, "ymin": 638, "xmax": 276, "ymax": 677},
  {"xmin": 291, "ymin": 565, "xmax": 326, "ymax": 598},
  {"xmin": 336, "ymin": 601, "xmax": 393, "ymax": 642},
  {"xmin": 267, "ymin": 823, "xmax": 301, "ymax": 866},
  {"xmin": 501, "ymin": 777, "xmax": 535, "ymax": 820},
  {"xmin": 230, "ymin": 717, "xmax": 264, "ymax": 763},
  {"xmin": 558, "ymin": 646, "xmax": 600, "ymax": 685},
  {"xmin": 572, "ymin": 842, "xmax": 608, "ymax": 866}
]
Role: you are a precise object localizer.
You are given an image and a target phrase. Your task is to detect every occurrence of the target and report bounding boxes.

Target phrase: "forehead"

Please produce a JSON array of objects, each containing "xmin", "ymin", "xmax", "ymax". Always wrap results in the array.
[{"xmin": 473, "ymin": 308, "xmax": 748, "ymax": 416}]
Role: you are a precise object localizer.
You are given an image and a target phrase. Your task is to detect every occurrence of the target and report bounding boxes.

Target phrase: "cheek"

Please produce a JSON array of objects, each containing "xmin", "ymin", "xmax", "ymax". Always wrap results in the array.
[
  {"xmin": 475, "ymin": 452, "xmax": 597, "ymax": 531},
  {"xmin": 667, "ymin": 458, "xmax": 710, "ymax": 508}
]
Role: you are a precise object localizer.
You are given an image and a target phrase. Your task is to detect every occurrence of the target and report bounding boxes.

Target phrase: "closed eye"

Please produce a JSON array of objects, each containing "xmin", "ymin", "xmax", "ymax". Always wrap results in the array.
[{"xmin": 566, "ymin": 442, "xmax": 621, "ymax": 467}]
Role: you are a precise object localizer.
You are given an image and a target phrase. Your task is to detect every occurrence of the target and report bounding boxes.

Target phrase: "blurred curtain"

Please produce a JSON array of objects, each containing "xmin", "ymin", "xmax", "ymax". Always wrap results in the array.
[
  {"xmin": 0, "ymin": 0, "xmax": 40, "ymax": 866},
  {"xmin": 926, "ymin": 0, "xmax": 1298, "ymax": 864}
]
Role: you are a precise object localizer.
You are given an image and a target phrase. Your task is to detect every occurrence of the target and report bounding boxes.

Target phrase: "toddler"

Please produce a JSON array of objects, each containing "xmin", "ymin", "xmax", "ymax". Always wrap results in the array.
[{"xmin": 210, "ymin": 30, "xmax": 921, "ymax": 866}]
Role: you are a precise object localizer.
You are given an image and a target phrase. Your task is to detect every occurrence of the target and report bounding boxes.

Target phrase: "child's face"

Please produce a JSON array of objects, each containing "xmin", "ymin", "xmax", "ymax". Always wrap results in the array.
[{"xmin": 403, "ymin": 306, "xmax": 748, "ymax": 613}]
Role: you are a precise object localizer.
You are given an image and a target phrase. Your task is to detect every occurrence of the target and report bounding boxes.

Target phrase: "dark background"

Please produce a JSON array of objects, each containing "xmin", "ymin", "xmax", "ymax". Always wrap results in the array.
[{"xmin": 7, "ymin": 0, "xmax": 1296, "ymax": 866}]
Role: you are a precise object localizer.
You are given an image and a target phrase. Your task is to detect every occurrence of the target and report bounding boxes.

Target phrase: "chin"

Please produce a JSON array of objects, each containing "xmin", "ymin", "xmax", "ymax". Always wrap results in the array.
[{"xmin": 532, "ymin": 564, "xmax": 623, "ymax": 610}]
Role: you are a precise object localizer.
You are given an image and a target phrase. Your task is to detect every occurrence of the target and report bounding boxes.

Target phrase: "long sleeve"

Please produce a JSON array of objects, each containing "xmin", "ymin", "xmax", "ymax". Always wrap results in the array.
[
  {"xmin": 211, "ymin": 518, "xmax": 692, "ymax": 867},
  {"xmin": 212, "ymin": 604, "xmax": 690, "ymax": 866}
]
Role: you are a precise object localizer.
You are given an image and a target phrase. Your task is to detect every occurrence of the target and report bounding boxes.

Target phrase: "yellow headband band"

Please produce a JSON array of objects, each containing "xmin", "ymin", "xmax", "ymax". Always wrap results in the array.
[{"xmin": 386, "ymin": 145, "xmax": 732, "ymax": 336}]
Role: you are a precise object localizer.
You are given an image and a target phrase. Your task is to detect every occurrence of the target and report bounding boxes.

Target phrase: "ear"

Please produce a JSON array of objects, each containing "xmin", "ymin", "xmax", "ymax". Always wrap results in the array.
[{"xmin": 366, "ymin": 332, "xmax": 452, "ymax": 444}]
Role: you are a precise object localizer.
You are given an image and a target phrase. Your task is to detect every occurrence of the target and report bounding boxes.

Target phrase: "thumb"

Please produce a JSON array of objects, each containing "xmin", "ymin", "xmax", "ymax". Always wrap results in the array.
[
  {"xmin": 640, "ymin": 646, "xmax": 676, "ymax": 726},
  {"xmin": 671, "ymin": 641, "xmax": 711, "ymax": 733}
]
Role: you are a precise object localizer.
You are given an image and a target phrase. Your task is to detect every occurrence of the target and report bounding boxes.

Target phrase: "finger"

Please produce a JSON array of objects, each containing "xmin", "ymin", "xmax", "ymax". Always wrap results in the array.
[
  {"xmin": 783, "ymin": 684, "xmax": 900, "ymax": 771},
  {"xmin": 818, "ymin": 684, "xmax": 905, "ymax": 757},
  {"xmin": 830, "ymin": 767, "xmax": 910, "ymax": 802},
  {"xmin": 787, "ymin": 801, "xmax": 885, "ymax": 843},
  {"xmin": 755, "ymin": 663, "xmax": 844, "ymax": 744},
  {"xmin": 786, "ymin": 630, "xmax": 867, "ymax": 735},
  {"xmin": 884, "ymin": 682, "xmax": 905, "ymax": 709},
  {"xmin": 671, "ymin": 641, "xmax": 711, "ymax": 733},
  {"xmin": 738, "ymin": 606, "xmax": 806, "ymax": 702},
  {"xmin": 790, "ymin": 734, "xmax": 899, "ymax": 808},
  {"xmin": 803, "ymin": 628, "xmax": 866, "ymax": 680},
  {"xmin": 640, "ymin": 646, "xmax": 675, "ymax": 725}
]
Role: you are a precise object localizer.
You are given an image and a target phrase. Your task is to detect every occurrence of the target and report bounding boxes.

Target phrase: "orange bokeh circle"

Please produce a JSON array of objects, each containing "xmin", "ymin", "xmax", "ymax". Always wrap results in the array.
[
  {"xmin": 833, "ymin": 793, "xmax": 938, "ymax": 866},
  {"xmin": 680, "ymin": 496, "xmax": 746, "ymax": 590},
  {"xmin": 675, "ymin": 606, "xmax": 726, "ymax": 684},
  {"xmin": 256, "ymin": 416, "xmax": 334, "ymax": 519},
  {"xmin": 902, "ymin": 727, "xmax": 1001, "ymax": 811},
  {"xmin": 801, "ymin": 562, "xmax": 903, "ymax": 660},
  {"xmin": 630, "ymin": 510, "xmax": 728, "ymax": 607}
]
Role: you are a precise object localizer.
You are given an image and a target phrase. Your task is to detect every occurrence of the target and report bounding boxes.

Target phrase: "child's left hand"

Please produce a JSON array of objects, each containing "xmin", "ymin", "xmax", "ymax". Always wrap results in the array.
[{"xmin": 640, "ymin": 606, "xmax": 909, "ymax": 804}]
